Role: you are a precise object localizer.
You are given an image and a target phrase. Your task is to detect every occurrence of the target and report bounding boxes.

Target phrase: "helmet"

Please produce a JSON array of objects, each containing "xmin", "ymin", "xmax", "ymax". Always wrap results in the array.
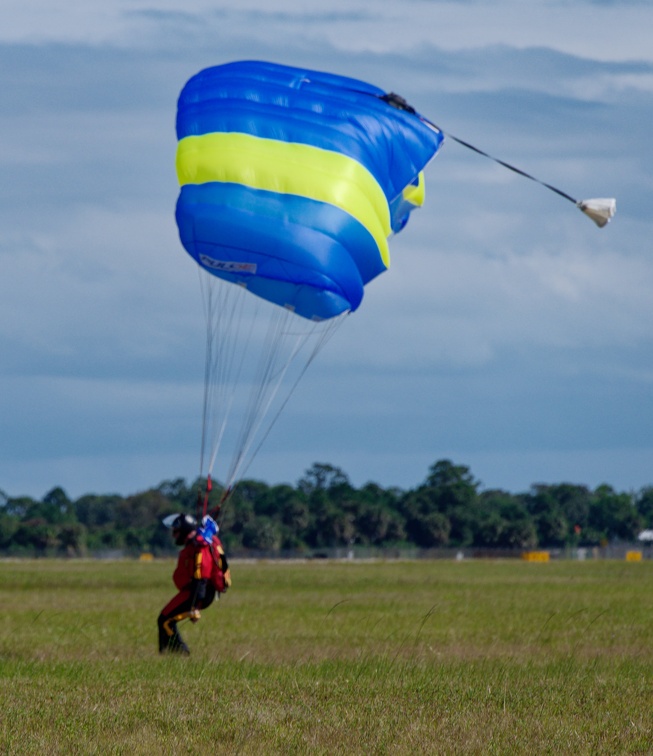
[{"xmin": 165, "ymin": 513, "xmax": 197, "ymax": 545}]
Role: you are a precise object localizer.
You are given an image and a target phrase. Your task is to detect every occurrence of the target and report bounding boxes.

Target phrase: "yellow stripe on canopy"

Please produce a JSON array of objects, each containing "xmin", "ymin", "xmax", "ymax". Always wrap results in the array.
[
  {"xmin": 403, "ymin": 171, "xmax": 426, "ymax": 208},
  {"xmin": 176, "ymin": 132, "xmax": 392, "ymax": 268}
]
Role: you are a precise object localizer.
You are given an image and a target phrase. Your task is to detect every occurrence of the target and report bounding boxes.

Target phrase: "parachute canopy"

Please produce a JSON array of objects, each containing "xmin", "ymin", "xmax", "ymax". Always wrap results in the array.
[{"xmin": 175, "ymin": 60, "xmax": 444, "ymax": 321}]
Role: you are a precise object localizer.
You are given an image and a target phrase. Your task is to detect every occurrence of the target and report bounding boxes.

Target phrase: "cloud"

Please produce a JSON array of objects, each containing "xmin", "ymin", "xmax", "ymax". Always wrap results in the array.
[{"xmin": 4, "ymin": 0, "xmax": 653, "ymax": 62}]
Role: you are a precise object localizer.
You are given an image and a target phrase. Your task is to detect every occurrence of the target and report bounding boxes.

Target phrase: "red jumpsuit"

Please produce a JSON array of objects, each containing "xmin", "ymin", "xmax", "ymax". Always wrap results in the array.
[{"xmin": 158, "ymin": 532, "xmax": 229, "ymax": 654}]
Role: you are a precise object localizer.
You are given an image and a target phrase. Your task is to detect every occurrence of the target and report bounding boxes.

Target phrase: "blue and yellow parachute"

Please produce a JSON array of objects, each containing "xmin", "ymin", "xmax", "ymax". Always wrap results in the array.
[
  {"xmin": 175, "ymin": 61, "xmax": 444, "ymax": 493},
  {"xmin": 174, "ymin": 60, "xmax": 615, "ymax": 499},
  {"xmin": 175, "ymin": 60, "xmax": 443, "ymax": 321}
]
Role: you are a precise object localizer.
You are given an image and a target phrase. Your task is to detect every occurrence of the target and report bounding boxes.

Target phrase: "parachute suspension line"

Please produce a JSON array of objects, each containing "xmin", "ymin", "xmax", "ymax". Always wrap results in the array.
[
  {"xmin": 197, "ymin": 274, "xmax": 345, "ymax": 514},
  {"xmin": 225, "ymin": 310, "xmax": 348, "ymax": 492},
  {"xmin": 197, "ymin": 274, "xmax": 227, "ymax": 521},
  {"xmin": 223, "ymin": 306, "xmax": 310, "ymax": 491},
  {"xmin": 236, "ymin": 310, "xmax": 348, "ymax": 488},
  {"xmin": 196, "ymin": 473, "xmax": 213, "ymax": 521},
  {"xmin": 198, "ymin": 271, "xmax": 256, "ymax": 480},
  {"xmin": 206, "ymin": 284, "xmax": 258, "ymax": 477},
  {"xmin": 220, "ymin": 309, "xmax": 287, "ymax": 491},
  {"xmin": 198, "ymin": 269, "xmax": 214, "ymax": 481}
]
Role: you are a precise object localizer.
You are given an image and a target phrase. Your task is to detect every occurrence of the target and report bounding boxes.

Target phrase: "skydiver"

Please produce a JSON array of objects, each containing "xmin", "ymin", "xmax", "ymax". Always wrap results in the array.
[{"xmin": 158, "ymin": 512, "xmax": 230, "ymax": 655}]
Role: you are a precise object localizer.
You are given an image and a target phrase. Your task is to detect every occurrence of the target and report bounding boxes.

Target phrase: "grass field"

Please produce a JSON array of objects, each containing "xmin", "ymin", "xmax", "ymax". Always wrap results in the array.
[{"xmin": 1, "ymin": 558, "xmax": 652, "ymax": 754}]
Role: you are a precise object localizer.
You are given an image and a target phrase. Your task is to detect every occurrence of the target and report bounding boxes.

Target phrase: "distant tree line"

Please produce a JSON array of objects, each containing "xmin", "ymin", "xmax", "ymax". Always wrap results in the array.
[{"xmin": 1, "ymin": 460, "xmax": 652, "ymax": 557}]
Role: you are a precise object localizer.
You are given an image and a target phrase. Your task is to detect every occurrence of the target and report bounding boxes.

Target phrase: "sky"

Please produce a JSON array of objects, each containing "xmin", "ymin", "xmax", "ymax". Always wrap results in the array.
[{"xmin": 1, "ymin": 0, "xmax": 652, "ymax": 500}]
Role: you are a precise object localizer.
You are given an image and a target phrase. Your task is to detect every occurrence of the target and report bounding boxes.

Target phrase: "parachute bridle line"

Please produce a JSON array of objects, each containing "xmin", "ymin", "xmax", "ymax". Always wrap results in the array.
[
  {"xmin": 377, "ymin": 91, "xmax": 615, "ymax": 227},
  {"xmin": 420, "ymin": 116, "xmax": 578, "ymax": 204}
]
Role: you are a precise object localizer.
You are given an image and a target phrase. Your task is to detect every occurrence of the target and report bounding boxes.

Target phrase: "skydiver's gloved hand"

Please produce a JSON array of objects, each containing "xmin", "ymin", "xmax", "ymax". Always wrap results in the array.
[{"xmin": 189, "ymin": 609, "xmax": 201, "ymax": 623}]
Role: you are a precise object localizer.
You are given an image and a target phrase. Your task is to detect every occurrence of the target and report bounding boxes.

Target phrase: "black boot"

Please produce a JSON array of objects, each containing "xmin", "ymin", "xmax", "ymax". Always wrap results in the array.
[{"xmin": 158, "ymin": 615, "xmax": 190, "ymax": 654}]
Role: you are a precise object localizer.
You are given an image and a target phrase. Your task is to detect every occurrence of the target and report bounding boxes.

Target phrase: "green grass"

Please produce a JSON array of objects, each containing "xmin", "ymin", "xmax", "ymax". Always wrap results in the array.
[{"xmin": 1, "ymin": 559, "xmax": 653, "ymax": 753}]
